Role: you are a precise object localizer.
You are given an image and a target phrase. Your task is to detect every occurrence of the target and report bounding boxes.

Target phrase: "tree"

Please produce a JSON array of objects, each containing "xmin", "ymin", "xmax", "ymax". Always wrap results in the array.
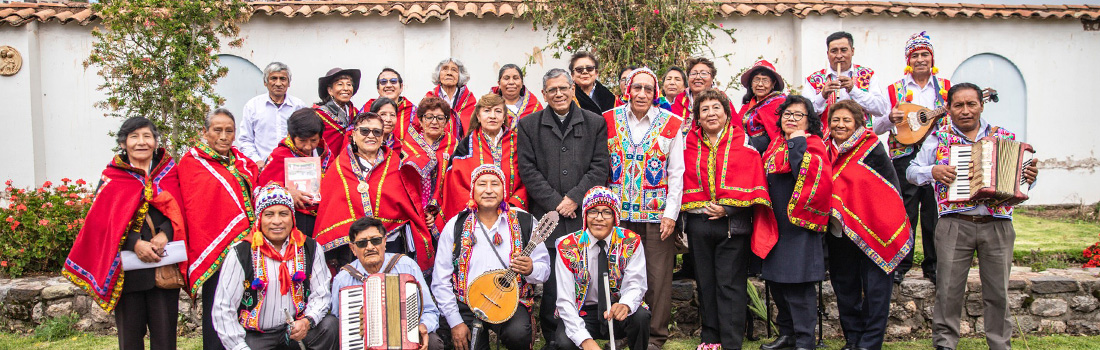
[
  {"xmin": 85, "ymin": 0, "xmax": 251, "ymax": 154},
  {"xmin": 523, "ymin": 0, "xmax": 735, "ymax": 94}
]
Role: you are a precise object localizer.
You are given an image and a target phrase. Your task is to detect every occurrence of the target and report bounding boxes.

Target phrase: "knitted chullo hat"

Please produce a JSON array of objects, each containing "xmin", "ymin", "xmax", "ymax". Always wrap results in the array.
[
  {"xmin": 467, "ymin": 163, "xmax": 508, "ymax": 212},
  {"xmin": 622, "ymin": 67, "xmax": 663, "ymax": 106},
  {"xmin": 254, "ymin": 183, "xmax": 295, "ymax": 218},
  {"xmin": 582, "ymin": 186, "xmax": 621, "ymax": 229},
  {"xmin": 904, "ymin": 31, "xmax": 937, "ymax": 75}
]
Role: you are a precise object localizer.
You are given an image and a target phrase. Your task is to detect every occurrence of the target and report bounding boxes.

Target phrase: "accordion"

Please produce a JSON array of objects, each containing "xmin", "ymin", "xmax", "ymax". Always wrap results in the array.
[
  {"xmin": 947, "ymin": 137, "xmax": 1035, "ymax": 207},
  {"xmin": 338, "ymin": 273, "xmax": 423, "ymax": 350}
]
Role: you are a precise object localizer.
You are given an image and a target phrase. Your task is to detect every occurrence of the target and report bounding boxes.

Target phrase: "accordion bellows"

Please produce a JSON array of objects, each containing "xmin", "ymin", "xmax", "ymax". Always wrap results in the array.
[{"xmin": 339, "ymin": 273, "xmax": 423, "ymax": 350}]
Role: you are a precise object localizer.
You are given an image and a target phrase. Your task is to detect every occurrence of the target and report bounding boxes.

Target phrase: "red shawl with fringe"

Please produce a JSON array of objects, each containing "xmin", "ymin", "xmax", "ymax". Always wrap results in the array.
[
  {"xmin": 763, "ymin": 134, "xmax": 833, "ymax": 232},
  {"xmin": 439, "ymin": 129, "xmax": 528, "ymax": 225},
  {"xmin": 363, "ymin": 96, "xmax": 417, "ymax": 141},
  {"xmin": 669, "ymin": 91, "xmax": 739, "ymax": 136},
  {"xmin": 400, "ymin": 126, "xmax": 459, "ymax": 231},
  {"xmin": 313, "ymin": 104, "xmax": 359, "ymax": 156},
  {"xmin": 426, "ymin": 85, "xmax": 477, "ymax": 137},
  {"xmin": 491, "ymin": 86, "xmax": 543, "ymax": 130},
  {"xmin": 737, "ymin": 92, "xmax": 786, "ymax": 139},
  {"xmin": 178, "ymin": 145, "xmax": 258, "ymax": 295},
  {"xmin": 682, "ymin": 124, "xmax": 780, "ymax": 259},
  {"xmin": 257, "ymin": 137, "xmax": 334, "ymax": 215},
  {"xmin": 313, "ymin": 145, "xmax": 434, "ymax": 270},
  {"xmin": 64, "ymin": 150, "xmax": 186, "ymax": 311},
  {"xmin": 828, "ymin": 128, "xmax": 912, "ymax": 273}
]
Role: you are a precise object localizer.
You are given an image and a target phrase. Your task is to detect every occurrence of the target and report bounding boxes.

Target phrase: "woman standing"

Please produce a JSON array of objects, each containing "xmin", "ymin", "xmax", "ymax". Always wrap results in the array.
[
  {"xmin": 313, "ymin": 67, "xmax": 362, "ymax": 153},
  {"xmin": 64, "ymin": 117, "xmax": 186, "ymax": 350},
  {"xmin": 401, "ymin": 96, "xmax": 459, "ymax": 231},
  {"xmin": 492, "ymin": 63, "xmax": 543, "ymax": 129},
  {"xmin": 826, "ymin": 100, "xmax": 911, "ymax": 350},
  {"xmin": 756, "ymin": 95, "xmax": 833, "ymax": 350},
  {"xmin": 425, "ymin": 58, "xmax": 477, "ymax": 137},
  {"xmin": 738, "ymin": 59, "xmax": 787, "ymax": 139},
  {"xmin": 681, "ymin": 90, "xmax": 776, "ymax": 350}
]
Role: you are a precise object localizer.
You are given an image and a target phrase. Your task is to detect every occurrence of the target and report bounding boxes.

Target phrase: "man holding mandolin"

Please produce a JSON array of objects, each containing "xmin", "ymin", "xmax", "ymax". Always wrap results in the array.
[{"xmin": 432, "ymin": 164, "xmax": 550, "ymax": 350}]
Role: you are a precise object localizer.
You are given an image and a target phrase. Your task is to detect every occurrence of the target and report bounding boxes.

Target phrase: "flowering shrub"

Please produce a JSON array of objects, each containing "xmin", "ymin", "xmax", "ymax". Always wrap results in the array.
[
  {"xmin": 1, "ymin": 178, "xmax": 93, "ymax": 277},
  {"xmin": 1084, "ymin": 237, "xmax": 1100, "ymax": 268}
]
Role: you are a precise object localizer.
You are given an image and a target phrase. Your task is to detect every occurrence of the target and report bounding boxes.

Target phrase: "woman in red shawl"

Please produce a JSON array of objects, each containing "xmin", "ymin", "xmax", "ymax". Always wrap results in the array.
[
  {"xmin": 752, "ymin": 95, "xmax": 833, "ymax": 350},
  {"xmin": 670, "ymin": 57, "xmax": 738, "ymax": 136},
  {"xmin": 680, "ymin": 90, "xmax": 777, "ymax": 350},
  {"xmin": 64, "ymin": 117, "xmax": 185, "ymax": 350},
  {"xmin": 439, "ymin": 93, "xmax": 528, "ymax": 226},
  {"xmin": 313, "ymin": 112, "xmax": 434, "ymax": 271},
  {"xmin": 178, "ymin": 109, "xmax": 259, "ymax": 350},
  {"xmin": 425, "ymin": 58, "xmax": 476, "ymax": 137},
  {"xmin": 400, "ymin": 96, "xmax": 459, "ymax": 232},
  {"xmin": 826, "ymin": 100, "xmax": 910, "ymax": 350},
  {"xmin": 738, "ymin": 59, "xmax": 787, "ymax": 139},
  {"xmin": 492, "ymin": 63, "xmax": 543, "ymax": 130},
  {"xmin": 313, "ymin": 67, "xmax": 361, "ymax": 153},
  {"xmin": 257, "ymin": 109, "xmax": 333, "ymax": 237}
]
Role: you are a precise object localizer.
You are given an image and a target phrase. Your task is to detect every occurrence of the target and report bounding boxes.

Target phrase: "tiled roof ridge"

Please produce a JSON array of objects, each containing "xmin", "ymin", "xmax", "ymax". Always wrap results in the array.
[{"xmin": 2, "ymin": 0, "xmax": 1098, "ymax": 27}]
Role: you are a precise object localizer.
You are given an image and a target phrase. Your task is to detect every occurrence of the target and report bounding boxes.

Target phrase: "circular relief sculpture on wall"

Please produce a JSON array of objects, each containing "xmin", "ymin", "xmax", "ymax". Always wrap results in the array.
[{"xmin": 0, "ymin": 46, "xmax": 22, "ymax": 76}]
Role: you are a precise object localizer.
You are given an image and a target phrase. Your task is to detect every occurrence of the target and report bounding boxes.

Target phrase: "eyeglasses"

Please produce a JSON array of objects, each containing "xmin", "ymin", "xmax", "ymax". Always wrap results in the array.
[
  {"xmin": 352, "ymin": 236, "xmax": 386, "ymax": 248},
  {"xmin": 630, "ymin": 84, "xmax": 656, "ymax": 93},
  {"xmin": 422, "ymin": 113, "xmax": 448, "ymax": 122},
  {"xmin": 752, "ymin": 77, "xmax": 773, "ymax": 86},
  {"xmin": 573, "ymin": 65, "xmax": 596, "ymax": 74},
  {"xmin": 586, "ymin": 209, "xmax": 615, "ymax": 218},
  {"xmin": 689, "ymin": 71, "xmax": 712, "ymax": 78},
  {"xmin": 544, "ymin": 86, "xmax": 573, "ymax": 95},
  {"xmin": 781, "ymin": 111, "xmax": 807, "ymax": 121},
  {"xmin": 358, "ymin": 127, "xmax": 385, "ymax": 138},
  {"xmin": 378, "ymin": 78, "xmax": 400, "ymax": 86}
]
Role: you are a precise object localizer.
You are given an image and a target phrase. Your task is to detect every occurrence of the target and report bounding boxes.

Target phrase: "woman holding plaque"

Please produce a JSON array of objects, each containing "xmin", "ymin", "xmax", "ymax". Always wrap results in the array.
[{"xmin": 257, "ymin": 108, "xmax": 333, "ymax": 236}]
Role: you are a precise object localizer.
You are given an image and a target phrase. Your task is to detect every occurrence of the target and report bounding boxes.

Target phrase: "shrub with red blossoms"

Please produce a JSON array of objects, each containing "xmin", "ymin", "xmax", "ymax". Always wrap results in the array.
[
  {"xmin": 1085, "ymin": 237, "xmax": 1100, "ymax": 268},
  {"xmin": 0, "ymin": 178, "xmax": 93, "ymax": 277}
]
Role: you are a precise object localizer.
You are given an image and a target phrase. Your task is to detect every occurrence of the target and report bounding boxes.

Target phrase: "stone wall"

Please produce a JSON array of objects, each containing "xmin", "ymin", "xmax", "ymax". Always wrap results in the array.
[{"xmin": 2, "ymin": 267, "xmax": 1098, "ymax": 340}]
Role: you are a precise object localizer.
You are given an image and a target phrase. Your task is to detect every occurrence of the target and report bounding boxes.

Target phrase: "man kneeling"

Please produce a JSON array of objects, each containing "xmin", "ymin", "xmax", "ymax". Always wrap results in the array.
[
  {"xmin": 555, "ymin": 186, "xmax": 650, "ymax": 350},
  {"xmin": 213, "ymin": 184, "xmax": 337, "ymax": 350},
  {"xmin": 330, "ymin": 216, "xmax": 443, "ymax": 350}
]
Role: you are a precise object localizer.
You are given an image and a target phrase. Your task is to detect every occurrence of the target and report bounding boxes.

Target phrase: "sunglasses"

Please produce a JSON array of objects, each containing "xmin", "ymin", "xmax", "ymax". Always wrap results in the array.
[
  {"xmin": 573, "ymin": 65, "xmax": 596, "ymax": 74},
  {"xmin": 378, "ymin": 78, "xmax": 400, "ymax": 86},
  {"xmin": 352, "ymin": 236, "xmax": 386, "ymax": 248},
  {"xmin": 358, "ymin": 127, "xmax": 385, "ymax": 138}
]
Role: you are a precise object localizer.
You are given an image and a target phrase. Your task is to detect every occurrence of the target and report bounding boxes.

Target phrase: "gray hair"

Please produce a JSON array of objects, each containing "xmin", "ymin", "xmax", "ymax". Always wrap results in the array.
[
  {"xmin": 205, "ymin": 108, "xmax": 236, "ymax": 129},
  {"xmin": 262, "ymin": 62, "xmax": 291, "ymax": 82},
  {"xmin": 431, "ymin": 58, "xmax": 470, "ymax": 86},
  {"xmin": 542, "ymin": 68, "xmax": 574, "ymax": 88}
]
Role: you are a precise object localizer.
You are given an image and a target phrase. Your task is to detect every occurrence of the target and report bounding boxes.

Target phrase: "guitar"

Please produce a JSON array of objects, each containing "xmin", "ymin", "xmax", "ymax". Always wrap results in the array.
[
  {"xmin": 465, "ymin": 211, "xmax": 560, "ymax": 324},
  {"xmin": 892, "ymin": 87, "xmax": 998, "ymax": 145}
]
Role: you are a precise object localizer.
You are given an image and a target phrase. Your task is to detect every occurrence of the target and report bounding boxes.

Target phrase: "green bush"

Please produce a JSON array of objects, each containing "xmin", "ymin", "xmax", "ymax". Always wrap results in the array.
[
  {"xmin": 33, "ymin": 312, "xmax": 81, "ymax": 341},
  {"xmin": 1, "ymin": 179, "xmax": 93, "ymax": 277}
]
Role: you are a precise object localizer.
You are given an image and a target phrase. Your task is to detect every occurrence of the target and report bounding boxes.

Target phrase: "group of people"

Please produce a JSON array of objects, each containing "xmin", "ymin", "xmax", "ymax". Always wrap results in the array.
[{"xmin": 61, "ymin": 30, "xmax": 1039, "ymax": 350}]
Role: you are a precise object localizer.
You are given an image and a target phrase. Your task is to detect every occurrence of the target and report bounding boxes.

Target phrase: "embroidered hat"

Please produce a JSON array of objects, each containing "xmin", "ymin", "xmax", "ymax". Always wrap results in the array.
[
  {"xmin": 622, "ymin": 67, "xmax": 663, "ymax": 106},
  {"xmin": 905, "ymin": 31, "xmax": 934, "ymax": 64},
  {"xmin": 468, "ymin": 163, "xmax": 508, "ymax": 211},
  {"xmin": 582, "ymin": 186, "xmax": 621, "ymax": 228},
  {"xmin": 740, "ymin": 59, "xmax": 785, "ymax": 92},
  {"xmin": 253, "ymin": 183, "xmax": 295, "ymax": 218}
]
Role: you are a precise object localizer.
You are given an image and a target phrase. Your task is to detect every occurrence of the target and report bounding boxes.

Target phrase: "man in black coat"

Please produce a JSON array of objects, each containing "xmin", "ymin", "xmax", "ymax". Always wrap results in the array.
[{"xmin": 517, "ymin": 67, "xmax": 610, "ymax": 350}]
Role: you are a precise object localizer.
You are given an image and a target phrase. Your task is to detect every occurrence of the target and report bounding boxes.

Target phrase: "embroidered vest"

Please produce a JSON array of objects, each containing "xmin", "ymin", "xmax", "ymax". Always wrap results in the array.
[
  {"xmin": 806, "ymin": 66, "xmax": 876, "ymax": 129},
  {"xmin": 450, "ymin": 210, "xmax": 535, "ymax": 306},
  {"xmin": 234, "ymin": 239, "xmax": 317, "ymax": 332},
  {"xmin": 604, "ymin": 106, "xmax": 684, "ymax": 223},
  {"xmin": 887, "ymin": 77, "xmax": 950, "ymax": 159},
  {"xmin": 931, "ymin": 123, "xmax": 1016, "ymax": 218},
  {"xmin": 556, "ymin": 228, "xmax": 644, "ymax": 312}
]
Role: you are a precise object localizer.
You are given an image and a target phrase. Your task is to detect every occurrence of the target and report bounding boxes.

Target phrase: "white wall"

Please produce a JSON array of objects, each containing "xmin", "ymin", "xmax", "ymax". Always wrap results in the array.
[{"xmin": 1, "ymin": 13, "xmax": 1097, "ymax": 205}]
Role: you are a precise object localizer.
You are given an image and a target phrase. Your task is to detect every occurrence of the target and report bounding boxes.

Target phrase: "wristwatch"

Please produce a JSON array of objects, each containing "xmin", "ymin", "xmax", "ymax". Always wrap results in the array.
[{"xmin": 305, "ymin": 315, "xmax": 316, "ymax": 329}]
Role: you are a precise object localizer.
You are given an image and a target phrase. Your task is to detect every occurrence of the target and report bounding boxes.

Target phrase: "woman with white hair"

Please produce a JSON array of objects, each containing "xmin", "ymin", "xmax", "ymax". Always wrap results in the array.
[{"xmin": 425, "ymin": 58, "xmax": 477, "ymax": 137}]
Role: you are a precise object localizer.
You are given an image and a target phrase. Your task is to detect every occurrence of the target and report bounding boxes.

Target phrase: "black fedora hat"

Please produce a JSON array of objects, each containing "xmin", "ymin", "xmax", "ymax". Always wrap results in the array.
[{"xmin": 318, "ymin": 67, "xmax": 362, "ymax": 102}]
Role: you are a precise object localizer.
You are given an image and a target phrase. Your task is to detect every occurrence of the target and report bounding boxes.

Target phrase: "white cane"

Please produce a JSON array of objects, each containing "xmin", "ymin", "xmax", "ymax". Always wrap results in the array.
[{"xmin": 603, "ymin": 272, "xmax": 616, "ymax": 350}]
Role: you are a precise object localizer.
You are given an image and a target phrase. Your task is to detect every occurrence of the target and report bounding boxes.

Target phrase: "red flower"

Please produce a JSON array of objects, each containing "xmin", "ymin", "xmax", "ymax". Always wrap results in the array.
[
  {"xmin": 18, "ymin": 189, "xmax": 25, "ymax": 194},
  {"xmin": 42, "ymin": 181, "xmax": 52, "ymax": 188},
  {"xmin": 68, "ymin": 193, "xmax": 79, "ymax": 199},
  {"xmin": 630, "ymin": 27, "xmax": 637, "ymax": 31},
  {"xmin": 58, "ymin": 186, "xmax": 69, "ymax": 192},
  {"xmin": 653, "ymin": 9, "xmax": 660, "ymax": 14},
  {"xmin": 15, "ymin": 204, "xmax": 26, "ymax": 211},
  {"xmin": 4, "ymin": 216, "xmax": 11, "ymax": 223},
  {"xmin": 38, "ymin": 219, "xmax": 49, "ymax": 226},
  {"xmin": 66, "ymin": 224, "xmax": 74, "ymax": 230},
  {"xmin": 64, "ymin": 200, "xmax": 75, "ymax": 206},
  {"xmin": 76, "ymin": 179, "xmax": 87, "ymax": 185},
  {"xmin": 1, "ymin": 261, "xmax": 7, "ymax": 268},
  {"xmin": 4, "ymin": 180, "xmax": 10, "ymax": 186},
  {"xmin": 719, "ymin": 23, "xmax": 724, "ymax": 28},
  {"xmin": 36, "ymin": 188, "xmax": 45, "ymax": 193},
  {"xmin": 10, "ymin": 221, "xmax": 19, "ymax": 230},
  {"xmin": 41, "ymin": 203, "xmax": 54, "ymax": 209}
]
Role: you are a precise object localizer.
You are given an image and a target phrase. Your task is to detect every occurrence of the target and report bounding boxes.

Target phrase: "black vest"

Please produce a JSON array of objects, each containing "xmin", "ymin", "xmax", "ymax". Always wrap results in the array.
[
  {"xmin": 451, "ymin": 210, "xmax": 534, "ymax": 261},
  {"xmin": 234, "ymin": 238, "xmax": 318, "ymax": 317}
]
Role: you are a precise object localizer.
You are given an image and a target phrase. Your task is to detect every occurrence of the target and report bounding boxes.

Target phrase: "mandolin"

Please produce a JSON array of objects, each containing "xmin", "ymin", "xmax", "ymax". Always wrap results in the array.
[
  {"xmin": 465, "ymin": 211, "xmax": 559, "ymax": 324},
  {"xmin": 893, "ymin": 87, "xmax": 998, "ymax": 145}
]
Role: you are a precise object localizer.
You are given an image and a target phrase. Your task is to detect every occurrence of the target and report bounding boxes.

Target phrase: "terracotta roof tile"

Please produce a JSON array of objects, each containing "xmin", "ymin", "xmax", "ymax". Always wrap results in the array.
[{"xmin": 2, "ymin": 0, "xmax": 1099, "ymax": 27}]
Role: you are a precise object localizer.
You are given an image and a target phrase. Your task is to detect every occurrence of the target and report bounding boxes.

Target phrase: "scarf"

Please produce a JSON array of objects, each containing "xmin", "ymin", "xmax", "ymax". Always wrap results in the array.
[{"xmin": 762, "ymin": 133, "xmax": 833, "ymax": 232}]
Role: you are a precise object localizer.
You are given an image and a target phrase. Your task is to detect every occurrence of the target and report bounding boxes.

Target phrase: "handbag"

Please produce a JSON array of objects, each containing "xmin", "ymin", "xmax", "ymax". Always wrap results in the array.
[{"xmin": 145, "ymin": 214, "xmax": 186, "ymax": 289}]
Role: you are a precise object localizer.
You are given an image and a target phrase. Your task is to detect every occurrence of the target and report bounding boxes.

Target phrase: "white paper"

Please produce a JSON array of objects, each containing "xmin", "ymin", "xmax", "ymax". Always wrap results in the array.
[{"xmin": 121, "ymin": 241, "xmax": 187, "ymax": 271}]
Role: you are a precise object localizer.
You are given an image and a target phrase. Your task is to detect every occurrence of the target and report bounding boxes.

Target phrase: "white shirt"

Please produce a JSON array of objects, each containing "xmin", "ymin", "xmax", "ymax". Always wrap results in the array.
[
  {"xmin": 213, "ymin": 239, "xmax": 331, "ymax": 350},
  {"xmin": 554, "ymin": 231, "xmax": 647, "ymax": 347},
  {"xmin": 431, "ymin": 210, "xmax": 550, "ymax": 327},
  {"xmin": 439, "ymin": 88, "xmax": 457, "ymax": 106},
  {"xmin": 235, "ymin": 93, "xmax": 307, "ymax": 163},
  {"xmin": 624, "ymin": 106, "xmax": 686, "ymax": 221},
  {"xmin": 873, "ymin": 75, "xmax": 945, "ymax": 135},
  {"xmin": 805, "ymin": 64, "xmax": 889, "ymax": 122}
]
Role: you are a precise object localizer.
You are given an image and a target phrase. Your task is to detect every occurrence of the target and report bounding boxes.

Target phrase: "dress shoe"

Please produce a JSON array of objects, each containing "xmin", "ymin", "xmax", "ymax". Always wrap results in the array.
[
  {"xmin": 840, "ymin": 344, "xmax": 856, "ymax": 350},
  {"xmin": 759, "ymin": 335, "xmax": 795, "ymax": 350}
]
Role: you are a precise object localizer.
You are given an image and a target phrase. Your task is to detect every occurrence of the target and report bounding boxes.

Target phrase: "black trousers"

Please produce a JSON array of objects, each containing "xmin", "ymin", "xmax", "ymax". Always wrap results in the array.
[
  {"xmin": 115, "ymin": 287, "xmax": 179, "ymax": 350},
  {"xmin": 243, "ymin": 314, "xmax": 339, "ymax": 350},
  {"xmin": 202, "ymin": 269, "xmax": 225, "ymax": 350},
  {"xmin": 553, "ymin": 304, "xmax": 650, "ymax": 350},
  {"xmin": 768, "ymin": 281, "xmax": 817, "ymax": 348},
  {"xmin": 894, "ymin": 163, "xmax": 938, "ymax": 278},
  {"xmin": 685, "ymin": 213, "xmax": 749, "ymax": 349},
  {"xmin": 295, "ymin": 212, "xmax": 317, "ymax": 238},
  {"xmin": 539, "ymin": 240, "xmax": 561, "ymax": 349},
  {"xmin": 826, "ymin": 234, "xmax": 894, "ymax": 350},
  {"xmin": 438, "ymin": 302, "xmax": 534, "ymax": 350}
]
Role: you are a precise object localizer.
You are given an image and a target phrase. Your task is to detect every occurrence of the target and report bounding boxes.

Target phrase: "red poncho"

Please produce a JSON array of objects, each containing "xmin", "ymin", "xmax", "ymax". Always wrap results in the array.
[
  {"xmin": 400, "ymin": 125, "xmax": 459, "ymax": 230},
  {"xmin": 63, "ymin": 150, "xmax": 186, "ymax": 311},
  {"xmin": 313, "ymin": 104, "xmax": 359, "ymax": 156},
  {"xmin": 827, "ymin": 129, "xmax": 912, "ymax": 273},
  {"xmin": 737, "ymin": 92, "xmax": 786, "ymax": 139},
  {"xmin": 425, "ymin": 85, "xmax": 477, "ymax": 137},
  {"xmin": 257, "ymin": 137, "xmax": 334, "ymax": 215},
  {"xmin": 682, "ymin": 124, "xmax": 780, "ymax": 259},
  {"xmin": 363, "ymin": 96, "xmax": 417, "ymax": 141},
  {"xmin": 491, "ymin": 86, "xmax": 543, "ymax": 130},
  {"xmin": 439, "ymin": 130, "xmax": 528, "ymax": 225},
  {"xmin": 668, "ymin": 91, "xmax": 739, "ymax": 136},
  {"xmin": 762, "ymin": 134, "xmax": 833, "ymax": 232},
  {"xmin": 313, "ymin": 145, "xmax": 434, "ymax": 270},
  {"xmin": 178, "ymin": 145, "xmax": 259, "ymax": 294}
]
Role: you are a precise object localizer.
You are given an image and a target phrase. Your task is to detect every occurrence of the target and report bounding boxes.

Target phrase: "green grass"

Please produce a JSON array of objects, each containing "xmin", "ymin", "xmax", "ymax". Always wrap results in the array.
[
  {"xmin": 908, "ymin": 213, "xmax": 1098, "ymax": 267},
  {"xmin": 1, "ymin": 333, "xmax": 1097, "ymax": 350}
]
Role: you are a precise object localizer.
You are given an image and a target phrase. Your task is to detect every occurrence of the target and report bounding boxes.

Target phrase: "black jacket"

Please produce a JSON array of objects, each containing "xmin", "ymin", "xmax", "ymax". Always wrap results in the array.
[{"xmin": 574, "ymin": 81, "xmax": 617, "ymax": 115}]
